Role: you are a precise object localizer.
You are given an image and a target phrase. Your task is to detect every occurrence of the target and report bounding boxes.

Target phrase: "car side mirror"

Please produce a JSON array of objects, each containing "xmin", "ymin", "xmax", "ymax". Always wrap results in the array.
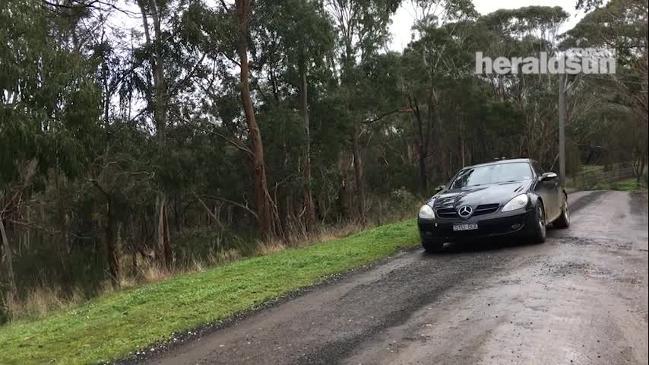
[
  {"xmin": 435, "ymin": 184, "xmax": 446, "ymax": 193},
  {"xmin": 539, "ymin": 172, "xmax": 558, "ymax": 182}
]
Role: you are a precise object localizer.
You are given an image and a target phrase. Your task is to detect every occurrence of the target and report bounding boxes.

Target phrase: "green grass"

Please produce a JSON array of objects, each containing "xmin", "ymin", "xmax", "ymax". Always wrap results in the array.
[
  {"xmin": 0, "ymin": 220, "xmax": 419, "ymax": 364},
  {"xmin": 579, "ymin": 164, "xmax": 605, "ymax": 174},
  {"xmin": 606, "ymin": 178, "xmax": 648, "ymax": 192}
]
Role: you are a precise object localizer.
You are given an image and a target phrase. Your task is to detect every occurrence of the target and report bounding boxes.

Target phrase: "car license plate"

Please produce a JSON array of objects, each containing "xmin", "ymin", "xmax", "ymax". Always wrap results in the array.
[{"xmin": 453, "ymin": 223, "xmax": 478, "ymax": 231}]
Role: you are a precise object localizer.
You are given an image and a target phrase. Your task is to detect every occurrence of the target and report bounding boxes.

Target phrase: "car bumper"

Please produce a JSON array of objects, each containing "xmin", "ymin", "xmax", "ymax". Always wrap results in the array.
[{"xmin": 417, "ymin": 208, "xmax": 536, "ymax": 243}]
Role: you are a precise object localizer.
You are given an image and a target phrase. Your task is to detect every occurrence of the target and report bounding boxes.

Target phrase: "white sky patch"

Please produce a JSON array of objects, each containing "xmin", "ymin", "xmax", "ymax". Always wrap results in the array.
[{"xmin": 389, "ymin": 0, "xmax": 595, "ymax": 52}]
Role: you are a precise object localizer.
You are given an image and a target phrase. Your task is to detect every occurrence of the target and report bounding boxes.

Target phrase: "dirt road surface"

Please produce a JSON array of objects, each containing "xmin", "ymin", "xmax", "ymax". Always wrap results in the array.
[{"xmin": 149, "ymin": 191, "xmax": 648, "ymax": 365}]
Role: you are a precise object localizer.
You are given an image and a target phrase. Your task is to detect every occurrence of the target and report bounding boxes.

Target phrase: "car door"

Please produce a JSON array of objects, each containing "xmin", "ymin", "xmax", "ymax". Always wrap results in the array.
[
  {"xmin": 546, "ymin": 175, "xmax": 562, "ymax": 220},
  {"xmin": 532, "ymin": 161, "xmax": 560, "ymax": 219}
]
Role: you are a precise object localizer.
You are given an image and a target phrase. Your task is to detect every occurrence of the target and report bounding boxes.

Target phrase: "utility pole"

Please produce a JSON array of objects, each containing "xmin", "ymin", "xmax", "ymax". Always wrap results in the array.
[{"xmin": 559, "ymin": 73, "xmax": 566, "ymax": 186}]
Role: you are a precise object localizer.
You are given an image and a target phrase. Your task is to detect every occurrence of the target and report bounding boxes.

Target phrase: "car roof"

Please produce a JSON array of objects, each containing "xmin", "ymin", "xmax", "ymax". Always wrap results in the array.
[{"xmin": 462, "ymin": 158, "xmax": 533, "ymax": 170}]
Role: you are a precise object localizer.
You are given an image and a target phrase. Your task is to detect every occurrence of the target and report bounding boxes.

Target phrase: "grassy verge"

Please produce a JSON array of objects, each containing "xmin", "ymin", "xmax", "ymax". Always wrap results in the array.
[
  {"xmin": 594, "ymin": 177, "xmax": 648, "ymax": 192},
  {"xmin": 0, "ymin": 219, "xmax": 419, "ymax": 364},
  {"xmin": 609, "ymin": 178, "xmax": 648, "ymax": 191}
]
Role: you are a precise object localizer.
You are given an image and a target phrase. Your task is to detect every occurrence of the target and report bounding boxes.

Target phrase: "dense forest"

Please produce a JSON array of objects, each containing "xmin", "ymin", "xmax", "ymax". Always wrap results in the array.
[{"xmin": 0, "ymin": 0, "xmax": 647, "ymax": 322}]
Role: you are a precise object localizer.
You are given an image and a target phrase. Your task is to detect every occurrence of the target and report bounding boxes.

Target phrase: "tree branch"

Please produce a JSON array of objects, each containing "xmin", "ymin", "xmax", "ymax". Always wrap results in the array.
[
  {"xmin": 213, "ymin": 129, "xmax": 254, "ymax": 157},
  {"xmin": 202, "ymin": 195, "xmax": 258, "ymax": 220},
  {"xmin": 169, "ymin": 52, "xmax": 208, "ymax": 96},
  {"xmin": 192, "ymin": 192, "xmax": 226, "ymax": 228},
  {"xmin": 362, "ymin": 108, "xmax": 404, "ymax": 125}
]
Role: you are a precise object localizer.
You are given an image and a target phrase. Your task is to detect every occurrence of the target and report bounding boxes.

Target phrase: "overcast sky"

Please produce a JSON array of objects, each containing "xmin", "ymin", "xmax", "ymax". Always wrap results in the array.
[{"xmin": 388, "ymin": 0, "xmax": 589, "ymax": 51}]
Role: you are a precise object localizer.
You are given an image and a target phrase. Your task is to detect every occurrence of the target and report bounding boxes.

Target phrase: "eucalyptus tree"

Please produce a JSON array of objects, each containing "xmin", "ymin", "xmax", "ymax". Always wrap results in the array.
[
  {"xmin": 233, "ymin": 0, "xmax": 281, "ymax": 240},
  {"xmin": 1, "ymin": 0, "xmax": 104, "ymax": 298},
  {"xmin": 399, "ymin": 0, "xmax": 477, "ymax": 189},
  {"xmin": 326, "ymin": 0, "xmax": 401, "ymax": 222},
  {"xmin": 567, "ymin": 0, "xmax": 647, "ymax": 122},
  {"xmin": 170, "ymin": 0, "xmax": 284, "ymax": 240},
  {"xmin": 128, "ymin": 0, "xmax": 220, "ymax": 265},
  {"xmin": 132, "ymin": 0, "xmax": 175, "ymax": 268},
  {"xmin": 564, "ymin": 0, "xmax": 648, "ymax": 180},
  {"xmin": 475, "ymin": 6, "xmax": 569, "ymax": 166},
  {"xmin": 181, "ymin": 0, "xmax": 281, "ymax": 240},
  {"xmin": 252, "ymin": 0, "xmax": 335, "ymax": 232}
]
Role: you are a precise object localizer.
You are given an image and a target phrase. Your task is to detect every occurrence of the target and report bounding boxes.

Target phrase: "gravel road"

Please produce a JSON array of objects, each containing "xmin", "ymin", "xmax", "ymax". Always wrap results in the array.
[{"xmin": 149, "ymin": 191, "xmax": 648, "ymax": 365}]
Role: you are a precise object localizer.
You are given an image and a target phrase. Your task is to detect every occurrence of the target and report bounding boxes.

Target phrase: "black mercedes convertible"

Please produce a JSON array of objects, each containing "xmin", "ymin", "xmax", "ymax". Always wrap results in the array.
[{"xmin": 417, "ymin": 158, "xmax": 570, "ymax": 252}]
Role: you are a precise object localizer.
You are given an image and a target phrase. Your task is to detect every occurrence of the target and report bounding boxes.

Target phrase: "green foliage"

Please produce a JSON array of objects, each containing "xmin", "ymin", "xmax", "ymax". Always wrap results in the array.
[
  {"xmin": 0, "ymin": 0, "xmax": 102, "ymax": 184},
  {"xmin": 562, "ymin": 0, "xmax": 648, "ymax": 176},
  {"xmin": 480, "ymin": 6, "xmax": 569, "ymax": 38}
]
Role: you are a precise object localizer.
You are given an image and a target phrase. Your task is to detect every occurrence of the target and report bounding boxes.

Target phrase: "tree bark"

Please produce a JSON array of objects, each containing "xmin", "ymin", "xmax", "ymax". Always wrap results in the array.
[
  {"xmin": 0, "ymin": 160, "xmax": 37, "ymax": 304},
  {"xmin": 300, "ymin": 63, "xmax": 316, "ymax": 231},
  {"xmin": 409, "ymin": 96, "xmax": 427, "ymax": 194},
  {"xmin": 105, "ymin": 200, "xmax": 120, "ymax": 287},
  {"xmin": 351, "ymin": 125, "xmax": 366, "ymax": 224},
  {"xmin": 0, "ymin": 217, "xmax": 17, "ymax": 304},
  {"xmin": 235, "ymin": 0, "xmax": 276, "ymax": 240},
  {"xmin": 151, "ymin": 1, "xmax": 172, "ymax": 267},
  {"xmin": 137, "ymin": 0, "xmax": 172, "ymax": 266},
  {"xmin": 156, "ymin": 195, "xmax": 172, "ymax": 269},
  {"xmin": 149, "ymin": 0, "xmax": 167, "ymax": 144}
]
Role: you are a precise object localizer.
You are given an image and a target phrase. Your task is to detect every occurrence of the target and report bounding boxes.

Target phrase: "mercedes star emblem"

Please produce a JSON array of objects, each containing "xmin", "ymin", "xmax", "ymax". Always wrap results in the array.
[{"xmin": 457, "ymin": 205, "xmax": 473, "ymax": 218}]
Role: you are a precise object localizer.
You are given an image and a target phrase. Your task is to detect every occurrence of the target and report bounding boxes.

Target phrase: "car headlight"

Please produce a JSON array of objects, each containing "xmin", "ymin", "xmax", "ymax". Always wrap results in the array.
[
  {"xmin": 502, "ymin": 194, "xmax": 529, "ymax": 212},
  {"xmin": 418, "ymin": 204, "xmax": 435, "ymax": 219}
]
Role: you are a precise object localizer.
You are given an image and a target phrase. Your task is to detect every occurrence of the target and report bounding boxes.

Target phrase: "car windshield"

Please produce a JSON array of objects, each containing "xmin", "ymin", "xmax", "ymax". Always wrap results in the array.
[{"xmin": 450, "ymin": 162, "xmax": 533, "ymax": 189}]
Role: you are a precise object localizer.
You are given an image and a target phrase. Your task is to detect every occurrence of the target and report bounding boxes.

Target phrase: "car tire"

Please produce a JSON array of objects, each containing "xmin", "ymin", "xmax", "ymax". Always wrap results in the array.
[
  {"xmin": 529, "ymin": 202, "xmax": 547, "ymax": 244},
  {"xmin": 422, "ymin": 239, "xmax": 444, "ymax": 253},
  {"xmin": 553, "ymin": 197, "xmax": 570, "ymax": 229}
]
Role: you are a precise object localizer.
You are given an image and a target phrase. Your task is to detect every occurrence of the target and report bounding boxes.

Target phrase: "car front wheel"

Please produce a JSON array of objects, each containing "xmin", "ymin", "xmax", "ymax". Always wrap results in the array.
[
  {"xmin": 529, "ymin": 202, "xmax": 547, "ymax": 244},
  {"xmin": 553, "ymin": 197, "xmax": 570, "ymax": 229}
]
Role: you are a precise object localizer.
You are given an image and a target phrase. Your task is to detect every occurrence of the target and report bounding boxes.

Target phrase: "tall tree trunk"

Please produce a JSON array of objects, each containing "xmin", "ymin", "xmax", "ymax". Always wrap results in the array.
[
  {"xmin": 300, "ymin": 63, "xmax": 316, "ymax": 231},
  {"xmin": 337, "ymin": 155, "xmax": 352, "ymax": 219},
  {"xmin": 156, "ymin": 195, "xmax": 172, "ymax": 269},
  {"xmin": 409, "ymin": 96, "xmax": 427, "ymax": 194},
  {"xmin": 151, "ymin": 3, "xmax": 171, "ymax": 267},
  {"xmin": 351, "ymin": 125, "xmax": 366, "ymax": 224},
  {"xmin": 418, "ymin": 147, "xmax": 427, "ymax": 193},
  {"xmin": 138, "ymin": 0, "xmax": 172, "ymax": 266},
  {"xmin": 0, "ymin": 160, "xmax": 37, "ymax": 304},
  {"xmin": 0, "ymin": 217, "xmax": 17, "ymax": 304},
  {"xmin": 150, "ymin": 0, "xmax": 167, "ymax": 145},
  {"xmin": 105, "ymin": 200, "xmax": 120, "ymax": 287},
  {"xmin": 236, "ymin": 0, "xmax": 276, "ymax": 240}
]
